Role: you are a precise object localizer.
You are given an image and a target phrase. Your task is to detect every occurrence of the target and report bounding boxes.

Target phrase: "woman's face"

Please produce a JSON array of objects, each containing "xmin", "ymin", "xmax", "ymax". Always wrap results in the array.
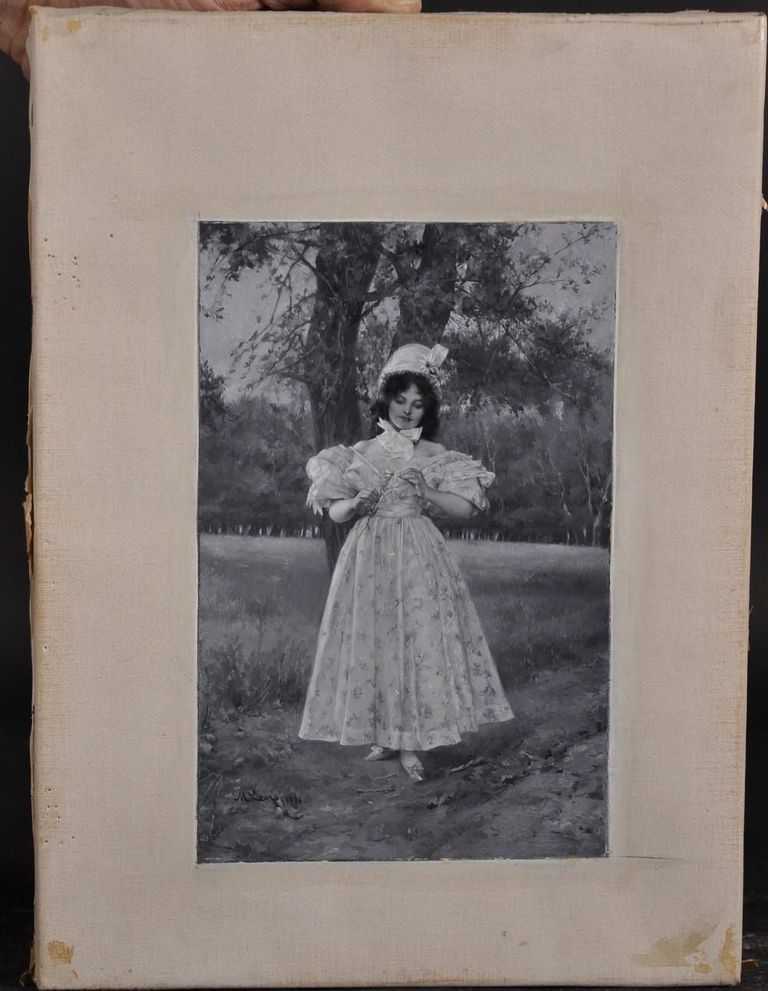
[{"xmin": 388, "ymin": 383, "xmax": 425, "ymax": 430}]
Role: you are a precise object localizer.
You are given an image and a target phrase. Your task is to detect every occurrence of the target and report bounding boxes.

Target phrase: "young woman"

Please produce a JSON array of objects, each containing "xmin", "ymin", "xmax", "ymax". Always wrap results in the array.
[{"xmin": 299, "ymin": 343, "xmax": 513, "ymax": 782}]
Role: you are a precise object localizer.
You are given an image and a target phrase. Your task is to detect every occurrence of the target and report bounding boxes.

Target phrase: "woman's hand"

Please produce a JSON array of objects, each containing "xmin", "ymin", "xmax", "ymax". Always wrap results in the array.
[
  {"xmin": 397, "ymin": 467, "xmax": 477, "ymax": 520},
  {"xmin": 352, "ymin": 487, "xmax": 380, "ymax": 516},
  {"xmin": 1, "ymin": 0, "xmax": 420, "ymax": 79},
  {"xmin": 395, "ymin": 466, "xmax": 430, "ymax": 500}
]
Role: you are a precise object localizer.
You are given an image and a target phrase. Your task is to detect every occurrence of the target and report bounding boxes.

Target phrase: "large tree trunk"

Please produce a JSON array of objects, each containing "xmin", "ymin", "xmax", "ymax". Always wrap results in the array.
[
  {"xmin": 390, "ymin": 223, "xmax": 465, "ymax": 347},
  {"xmin": 303, "ymin": 224, "xmax": 384, "ymax": 571}
]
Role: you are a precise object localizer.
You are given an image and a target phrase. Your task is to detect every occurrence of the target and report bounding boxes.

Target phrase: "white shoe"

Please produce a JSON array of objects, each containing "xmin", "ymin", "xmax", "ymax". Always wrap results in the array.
[
  {"xmin": 364, "ymin": 746, "xmax": 397, "ymax": 761},
  {"xmin": 400, "ymin": 751, "xmax": 426, "ymax": 783}
]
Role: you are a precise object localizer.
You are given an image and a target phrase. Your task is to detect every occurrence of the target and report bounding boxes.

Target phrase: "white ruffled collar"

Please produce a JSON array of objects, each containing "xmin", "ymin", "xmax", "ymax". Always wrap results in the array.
[{"xmin": 376, "ymin": 417, "xmax": 422, "ymax": 461}]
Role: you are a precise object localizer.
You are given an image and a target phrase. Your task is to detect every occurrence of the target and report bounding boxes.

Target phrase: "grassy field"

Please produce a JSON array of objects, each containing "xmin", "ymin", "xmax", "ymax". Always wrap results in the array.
[{"xmin": 198, "ymin": 534, "xmax": 610, "ymax": 862}]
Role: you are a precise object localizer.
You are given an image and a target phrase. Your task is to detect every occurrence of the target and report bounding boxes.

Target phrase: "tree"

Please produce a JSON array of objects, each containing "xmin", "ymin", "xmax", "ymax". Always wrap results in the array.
[
  {"xmin": 199, "ymin": 359, "xmax": 227, "ymax": 430},
  {"xmin": 198, "ymin": 392, "xmax": 315, "ymax": 535},
  {"xmin": 530, "ymin": 391, "xmax": 613, "ymax": 547},
  {"xmin": 200, "ymin": 221, "xmax": 614, "ymax": 565}
]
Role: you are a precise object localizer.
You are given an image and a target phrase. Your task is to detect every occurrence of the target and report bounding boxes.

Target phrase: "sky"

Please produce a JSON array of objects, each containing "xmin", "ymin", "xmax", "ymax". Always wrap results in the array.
[{"xmin": 199, "ymin": 222, "xmax": 617, "ymax": 404}]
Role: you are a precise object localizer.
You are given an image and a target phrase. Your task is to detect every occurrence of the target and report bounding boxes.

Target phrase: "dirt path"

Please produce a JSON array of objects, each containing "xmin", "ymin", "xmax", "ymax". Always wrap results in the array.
[{"xmin": 198, "ymin": 659, "xmax": 607, "ymax": 862}]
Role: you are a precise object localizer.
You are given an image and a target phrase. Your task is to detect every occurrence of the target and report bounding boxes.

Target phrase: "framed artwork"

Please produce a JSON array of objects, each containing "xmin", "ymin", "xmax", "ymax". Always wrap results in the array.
[{"xmin": 28, "ymin": 9, "xmax": 764, "ymax": 987}]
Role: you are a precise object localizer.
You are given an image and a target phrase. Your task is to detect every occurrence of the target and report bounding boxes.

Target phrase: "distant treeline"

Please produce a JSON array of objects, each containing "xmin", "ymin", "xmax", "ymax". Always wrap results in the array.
[{"xmin": 198, "ymin": 388, "xmax": 612, "ymax": 548}]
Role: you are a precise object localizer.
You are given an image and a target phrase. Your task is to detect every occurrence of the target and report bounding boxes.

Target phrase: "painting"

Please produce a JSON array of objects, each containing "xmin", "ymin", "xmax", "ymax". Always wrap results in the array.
[{"xmin": 196, "ymin": 220, "xmax": 616, "ymax": 863}]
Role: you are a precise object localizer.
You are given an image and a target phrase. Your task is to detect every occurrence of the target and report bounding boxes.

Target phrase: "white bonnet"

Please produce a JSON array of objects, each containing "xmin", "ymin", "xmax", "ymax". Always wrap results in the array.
[{"xmin": 376, "ymin": 343, "xmax": 449, "ymax": 398}]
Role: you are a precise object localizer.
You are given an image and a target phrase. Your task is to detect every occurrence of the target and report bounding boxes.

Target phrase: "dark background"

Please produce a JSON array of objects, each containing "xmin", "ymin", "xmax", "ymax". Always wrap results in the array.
[{"xmin": 1, "ymin": 0, "xmax": 766, "ymax": 985}]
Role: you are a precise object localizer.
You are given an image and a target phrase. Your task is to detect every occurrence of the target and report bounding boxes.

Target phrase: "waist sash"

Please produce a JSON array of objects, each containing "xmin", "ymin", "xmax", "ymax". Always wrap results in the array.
[{"xmin": 372, "ymin": 502, "xmax": 423, "ymax": 519}]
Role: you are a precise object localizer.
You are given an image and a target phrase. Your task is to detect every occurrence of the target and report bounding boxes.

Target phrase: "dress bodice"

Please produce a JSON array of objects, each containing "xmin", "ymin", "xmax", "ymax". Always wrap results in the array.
[
  {"xmin": 350, "ymin": 446, "xmax": 426, "ymax": 517},
  {"xmin": 305, "ymin": 438, "xmax": 495, "ymax": 517}
]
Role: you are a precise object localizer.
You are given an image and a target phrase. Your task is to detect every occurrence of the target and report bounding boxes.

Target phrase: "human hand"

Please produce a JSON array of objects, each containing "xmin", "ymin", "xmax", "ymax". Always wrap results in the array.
[
  {"xmin": 1, "ymin": 0, "xmax": 420, "ymax": 79},
  {"xmin": 395, "ymin": 466, "xmax": 429, "ymax": 500},
  {"xmin": 353, "ymin": 487, "xmax": 379, "ymax": 516}
]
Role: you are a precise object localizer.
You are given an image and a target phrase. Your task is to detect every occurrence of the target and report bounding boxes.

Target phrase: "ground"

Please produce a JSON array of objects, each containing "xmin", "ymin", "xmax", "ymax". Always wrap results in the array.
[{"xmin": 197, "ymin": 534, "xmax": 609, "ymax": 863}]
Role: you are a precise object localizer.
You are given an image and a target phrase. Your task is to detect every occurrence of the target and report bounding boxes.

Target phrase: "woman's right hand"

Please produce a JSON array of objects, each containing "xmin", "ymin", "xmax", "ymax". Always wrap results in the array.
[{"xmin": 353, "ymin": 487, "xmax": 379, "ymax": 516}]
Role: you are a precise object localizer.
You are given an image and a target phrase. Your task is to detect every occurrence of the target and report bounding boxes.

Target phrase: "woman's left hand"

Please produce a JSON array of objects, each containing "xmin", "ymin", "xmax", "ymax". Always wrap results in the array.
[{"xmin": 396, "ymin": 466, "xmax": 430, "ymax": 500}]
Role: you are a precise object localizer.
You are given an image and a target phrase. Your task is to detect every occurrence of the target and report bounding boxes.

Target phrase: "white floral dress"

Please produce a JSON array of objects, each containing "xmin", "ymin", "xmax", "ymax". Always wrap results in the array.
[{"xmin": 298, "ymin": 440, "xmax": 514, "ymax": 751}]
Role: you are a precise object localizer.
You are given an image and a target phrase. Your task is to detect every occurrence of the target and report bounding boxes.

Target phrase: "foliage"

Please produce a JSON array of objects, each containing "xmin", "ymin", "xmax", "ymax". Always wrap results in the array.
[
  {"xmin": 200, "ymin": 636, "xmax": 309, "ymax": 715},
  {"xmin": 200, "ymin": 359, "xmax": 228, "ymax": 430},
  {"xmin": 200, "ymin": 222, "xmax": 610, "ymax": 415},
  {"xmin": 198, "ymin": 222, "xmax": 615, "ymax": 547},
  {"xmin": 199, "ymin": 393, "xmax": 315, "ymax": 532},
  {"xmin": 199, "ymin": 390, "xmax": 612, "ymax": 547}
]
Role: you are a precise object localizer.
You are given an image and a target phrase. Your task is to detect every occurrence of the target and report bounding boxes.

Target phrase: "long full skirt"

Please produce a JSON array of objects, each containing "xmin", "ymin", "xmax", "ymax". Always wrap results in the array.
[{"xmin": 299, "ymin": 515, "xmax": 514, "ymax": 751}]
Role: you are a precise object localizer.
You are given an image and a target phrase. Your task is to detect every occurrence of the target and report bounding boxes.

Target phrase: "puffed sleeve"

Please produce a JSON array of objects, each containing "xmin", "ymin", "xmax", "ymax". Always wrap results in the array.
[
  {"xmin": 306, "ymin": 445, "xmax": 358, "ymax": 515},
  {"xmin": 422, "ymin": 451, "xmax": 495, "ymax": 512}
]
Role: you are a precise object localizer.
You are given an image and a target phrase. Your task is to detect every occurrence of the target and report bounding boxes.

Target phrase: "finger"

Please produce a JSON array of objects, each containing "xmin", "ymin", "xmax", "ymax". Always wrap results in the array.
[
  {"xmin": 130, "ymin": 0, "xmax": 267, "ymax": 8},
  {"xmin": 3, "ymin": 0, "xmax": 30, "ymax": 72},
  {"xmin": 318, "ymin": 0, "xmax": 420, "ymax": 10},
  {"xmin": 9, "ymin": 19, "xmax": 29, "ymax": 74},
  {"xmin": 258, "ymin": 0, "xmax": 315, "ymax": 8},
  {"xmin": 34, "ymin": 0, "xmax": 265, "ymax": 10}
]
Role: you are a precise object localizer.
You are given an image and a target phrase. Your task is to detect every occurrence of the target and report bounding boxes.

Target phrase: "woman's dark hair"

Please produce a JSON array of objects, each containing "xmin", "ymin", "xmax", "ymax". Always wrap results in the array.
[{"xmin": 369, "ymin": 372, "xmax": 441, "ymax": 440}]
